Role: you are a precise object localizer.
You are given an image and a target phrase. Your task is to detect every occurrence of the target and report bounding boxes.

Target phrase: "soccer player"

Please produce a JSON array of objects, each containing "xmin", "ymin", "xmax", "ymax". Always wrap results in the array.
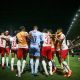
[
  {"xmin": 0, "ymin": 32, "xmax": 6, "ymax": 68},
  {"xmin": 5, "ymin": 30, "xmax": 11, "ymax": 67},
  {"xmin": 56, "ymin": 29, "xmax": 72, "ymax": 77},
  {"xmin": 55, "ymin": 32, "xmax": 62, "ymax": 68},
  {"xmin": 49, "ymin": 32, "xmax": 57, "ymax": 74},
  {"xmin": 10, "ymin": 31, "xmax": 18, "ymax": 71},
  {"xmin": 29, "ymin": 26, "xmax": 42, "ymax": 75},
  {"xmin": 41, "ymin": 29, "xmax": 53, "ymax": 75},
  {"xmin": 16, "ymin": 26, "xmax": 29, "ymax": 77}
]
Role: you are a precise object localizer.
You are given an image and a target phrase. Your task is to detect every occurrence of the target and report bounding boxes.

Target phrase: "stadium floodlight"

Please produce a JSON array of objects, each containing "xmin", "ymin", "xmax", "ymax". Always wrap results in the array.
[
  {"xmin": 72, "ymin": 21, "xmax": 74, "ymax": 24},
  {"xmin": 70, "ymin": 24, "xmax": 72, "ymax": 27},
  {"xmin": 73, "ymin": 18, "xmax": 76, "ymax": 21},
  {"xmin": 75, "ymin": 14, "xmax": 78, "ymax": 17}
]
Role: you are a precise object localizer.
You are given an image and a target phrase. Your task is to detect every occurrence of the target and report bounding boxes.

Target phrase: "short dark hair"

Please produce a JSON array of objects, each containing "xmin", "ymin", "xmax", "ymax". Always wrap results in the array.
[
  {"xmin": 48, "ymin": 29, "xmax": 53, "ymax": 34},
  {"xmin": 33, "ymin": 25, "xmax": 38, "ymax": 30},
  {"xmin": 19, "ymin": 26, "xmax": 25, "ymax": 31}
]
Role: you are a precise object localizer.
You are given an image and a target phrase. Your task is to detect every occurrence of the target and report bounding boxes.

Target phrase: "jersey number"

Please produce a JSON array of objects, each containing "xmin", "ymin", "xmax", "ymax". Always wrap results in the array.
[{"xmin": 33, "ymin": 36, "xmax": 37, "ymax": 43}]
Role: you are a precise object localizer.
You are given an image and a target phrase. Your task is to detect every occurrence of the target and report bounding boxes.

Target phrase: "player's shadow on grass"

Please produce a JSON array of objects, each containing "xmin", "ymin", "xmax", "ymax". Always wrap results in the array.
[{"xmin": 56, "ymin": 68, "xmax": 63, "ymax": 75}]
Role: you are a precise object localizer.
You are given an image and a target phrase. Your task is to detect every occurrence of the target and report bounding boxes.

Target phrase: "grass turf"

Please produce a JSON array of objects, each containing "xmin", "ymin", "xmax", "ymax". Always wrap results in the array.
[{"xmin": 0, "ymin": 54, "xmax": 80, "ymax": 80}]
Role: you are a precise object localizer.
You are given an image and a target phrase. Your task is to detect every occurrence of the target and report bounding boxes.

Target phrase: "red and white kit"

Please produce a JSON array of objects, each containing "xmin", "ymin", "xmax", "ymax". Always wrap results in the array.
[
  {"xmin": 0, "ymin": 35, "xmax": 6, "ymax": 57},
  {"xmin": 10, "ymin": 36, "xmax": 18, "ymax": 53},
  {"xmin": 5, "ymin": 35, "xmax": 11, "ymax": 54},
  {"xmin": 59, "ymin": 33, "xmax": 68, "ymax": 59},
  {"xmin": 41, "ymin": 33, "xmax": 52, "ymax": 60}
]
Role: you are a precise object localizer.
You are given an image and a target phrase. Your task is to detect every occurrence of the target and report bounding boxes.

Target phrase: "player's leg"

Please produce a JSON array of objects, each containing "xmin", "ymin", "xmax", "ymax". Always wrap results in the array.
[
  {"xmin": 16, "ymin": 48, "xmax": 22, "ymax": 77},
  {"xmin": 11, "ymin": 50, "xmax": 16, "ymax": 71},
  {"xmin": 29, "ymin": 47, "xmax": 35, "ymax": 74},
  {"xmin": 41, "ymin": 47, "xmax": 49, "ymax": 75},
  {"xmin": 47, "ymin": 47, "xmax": 53, "ymax": 75},
  {"xmin": 61, "ymin": 50, "xmax": 72, "ymax": 77},
  {"xmin": 34, "ymin": 46, "xmax": 40, "ymax": 75},
  {"xmin": 51, "ymin": 48, "xmax": 57, "ymax": 74},
  {"xmin": 21, "ymin": 48, "xmax": 28, "ymax": 73},
  {"xmin": 1, "ymin": 47, "xmax": 5, "ymax": 68},
  {"xmin": 5, "ymin": 48, "xmax": 10, "ymax": 67}
]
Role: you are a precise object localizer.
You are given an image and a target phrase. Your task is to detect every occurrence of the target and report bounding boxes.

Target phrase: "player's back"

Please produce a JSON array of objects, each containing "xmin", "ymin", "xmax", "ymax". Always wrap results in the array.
[
  {"xmin": 42, "ymin": 33, "xmax": 51, "ymax": 46},
  {"xmin": 0, "ymin": 35, "xmax": 6, "ymax": 48},
  {"xmin": 16, "ymin": 31, "xmax": 28, "ymax": 47},
  {"xmin": 30, "ymin": 30, "xmax": 42, "ymax": 45},
  {"xmin": 10, "ymin": 36, "xmax": 17, "ymax": 48}
]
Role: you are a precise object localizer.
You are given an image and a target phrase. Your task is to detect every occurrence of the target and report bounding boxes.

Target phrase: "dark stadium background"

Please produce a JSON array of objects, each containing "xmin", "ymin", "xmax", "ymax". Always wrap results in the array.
[{"xmin": 0, "ymin": 0, "xmax": 80, "ymax": 40}]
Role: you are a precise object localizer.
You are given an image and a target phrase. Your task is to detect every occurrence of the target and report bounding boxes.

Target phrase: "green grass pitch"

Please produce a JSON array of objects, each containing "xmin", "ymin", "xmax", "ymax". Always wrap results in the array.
[{"xmin": 0, "ymin": 53, "xmax": 80, "ymax": 80}]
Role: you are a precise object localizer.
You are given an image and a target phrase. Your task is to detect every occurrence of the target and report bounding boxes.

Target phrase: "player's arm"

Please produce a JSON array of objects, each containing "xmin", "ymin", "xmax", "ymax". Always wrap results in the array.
[
  {"xmin": 1, "ymin": 35, "xmax": 6, "ymax": 40},
  {"xmin": 28, "ymin": 31, "xmax": 32, "ymax": 38}
]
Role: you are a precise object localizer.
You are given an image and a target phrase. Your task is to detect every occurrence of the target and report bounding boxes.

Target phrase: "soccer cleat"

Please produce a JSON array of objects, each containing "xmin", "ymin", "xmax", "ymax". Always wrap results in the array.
[
  {"xmin": 49, "ymin": 72, "xmax": 53, "ymax": 75},
  {"xmin": 45, "ymin": 72, "xmax": 49, "ymax": 76},
  {"xmin": 67, "ymin": 70, "xmax": 72, "ymax": 77},
  {"xmin": 11, "ymin": 68, "xmax": 14, "ymax": 71},
  {"xmin": 2, "ymin": 65, "xmax": 5, "ymax": 69},
  {"xmin": 63, "ymin": 73, "xmax": 68, "ymax": 77},
  {"xmin": 16, "ymin": 71, "xmax": 21, "ymax": 77}
]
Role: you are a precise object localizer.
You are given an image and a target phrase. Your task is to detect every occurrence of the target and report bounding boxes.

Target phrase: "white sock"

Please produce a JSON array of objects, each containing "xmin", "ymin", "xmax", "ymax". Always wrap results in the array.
[
  {"xmin": 48, "ymin": 61, "xmax": 52, "ymax": 75},
  {"xmin": 21, "ymin": 60, "xmax": 26, "ymax": 73},
  {"xmin": 35, "ymin": 59, "xmax": 39, "ymax": 74},
  {"xmin": 6, "ymin": 57, "xmax": 9, "ymax": 67},
  {"xmin": 30, "ymin": 58, "xmax": 34, "ymax": 74},
  {"xmin": 63, "ymin": 66, "xmax": 68, "ymax": 73},
  {"xmin": 61, "ymin": 63, "xmax": 64, "ymax": 69},
  {"xmin": 62, "ymin": 61, "xmax": 70, "ymax": 71},
  {"xmin": 42, "ymin": 60, "xmax": 48, "ymax": 75},
  {"xmin": 2, "ymin": 57, "xmax": 5, "ymax": 67},
  {"xmin": 11, "ymin": 58, "xmax": 14, "ymax": 70},
  {"xmin": 17, "ymin": 60, "xmax": 21, "ymax": 77}
]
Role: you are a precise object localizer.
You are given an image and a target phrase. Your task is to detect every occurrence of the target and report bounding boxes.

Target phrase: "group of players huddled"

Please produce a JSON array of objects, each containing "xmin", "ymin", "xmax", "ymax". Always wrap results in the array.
[{"xmin": 0, "ymin": 26, "xmax": 72, "ymax": 77}]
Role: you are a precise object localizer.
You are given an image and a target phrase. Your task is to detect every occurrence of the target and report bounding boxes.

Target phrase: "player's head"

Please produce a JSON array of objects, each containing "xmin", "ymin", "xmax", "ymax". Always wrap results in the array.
[
  {"xmin": 5, "ymin": 30, "xmax": 9, "ymax": 35},
  {"xmin": 43, "ymin": 28, "xmax": 48, "ymax": 33},
  {"xmin": 48, "ymin": 29, "xmax": 53, "ymax": 34},
  {"xmin": 13, "ymin": 31, "xmax": 17, "ymax": 36},
  {"xmin": 33, "ymin": 25, "xmax": 38, "ymax": 30},
  {"xmin": 19, "ymin": 26, "xmax": 26, "ymax": 31},
  {"xmin": 56, "ymin": 28, "xmax": 63, "ymax": 36},
  {"xmin": 1, "ymin": 32, "xmax": 5, "ymax": 35}
]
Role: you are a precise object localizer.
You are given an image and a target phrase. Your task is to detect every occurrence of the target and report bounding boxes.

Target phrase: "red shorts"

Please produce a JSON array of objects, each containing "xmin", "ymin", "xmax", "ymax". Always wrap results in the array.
[
  {"xmin": 5, "ymin": 47, "xmax": 10, "ymax": 55},
  {"xmin": 60, "ymin": 49, "xmax": 68, "ymax": 59},
  {"xmin": 0, "ymin": 47, "xmax": 5, "ymax": 57},
  {"xmin": 41, "ymin": 46, "xmax": 52, "ymax": 60},
  {"xmin": 11, "ymin": 49, "xmax": 17, "ymax": 54},
  {"xmin": 17, "ymin": 48, "xmax": 29, "ymax": 59}
]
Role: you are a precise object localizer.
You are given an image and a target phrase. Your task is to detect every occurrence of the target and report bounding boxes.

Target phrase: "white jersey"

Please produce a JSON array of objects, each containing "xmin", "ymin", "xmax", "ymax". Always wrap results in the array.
[
  {"xmin": 10, "ymin": 36, "xmax": 18, "ymax": 50},
  {"xmin": 0, "ymin": 35, "xmax": 6, "ymax": 48},
  {"xmin": 42, "ymin": 33, "xmax": 51, "ymax": 47},
  {"xmin": 59, "ymin": 33, "xmax": 68, "ymax": 50}
]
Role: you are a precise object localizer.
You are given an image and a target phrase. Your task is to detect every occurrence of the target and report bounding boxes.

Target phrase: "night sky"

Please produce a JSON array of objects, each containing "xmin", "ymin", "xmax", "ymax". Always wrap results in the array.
[{"xmin": 0, "ymin": 0, "xmax": 80, "ymax": 33}]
